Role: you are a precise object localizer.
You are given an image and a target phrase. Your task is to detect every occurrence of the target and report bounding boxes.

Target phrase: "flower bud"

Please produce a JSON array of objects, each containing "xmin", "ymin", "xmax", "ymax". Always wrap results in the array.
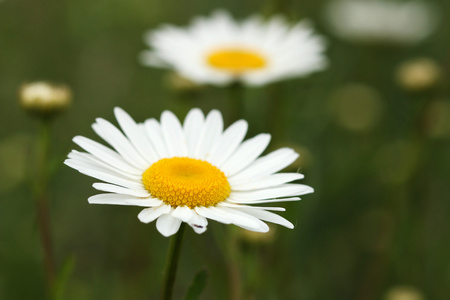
[
  {"xmin": 19, "ymin": 81, "xmax": 72, "ymax": 118},
  {"xmin": 395, "ymin": 58, "xmax": 441, "ymax": 92},
  {"xmin": 384, "ymin": 286, "xmax": 424, "ymax": 300}
]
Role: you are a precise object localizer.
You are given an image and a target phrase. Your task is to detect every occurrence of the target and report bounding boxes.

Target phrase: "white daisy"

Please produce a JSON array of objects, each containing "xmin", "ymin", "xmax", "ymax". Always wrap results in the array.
[
  {"xmin": 65, "ymin": 108, "xmax": 313, "ymax": 237},
  {"xmin": 324, "ymin": 0, "xmax": 438, "ymax": 45},
  {"xmin": 139, "ymin": 10, "xmax": 327, "ymax": 87}
]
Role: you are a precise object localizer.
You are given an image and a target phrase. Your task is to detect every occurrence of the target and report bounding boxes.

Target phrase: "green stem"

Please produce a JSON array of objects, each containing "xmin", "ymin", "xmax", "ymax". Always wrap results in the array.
[
  {"xmin": 267, "ymin": 83, "xmax": 288, "ymax": 142},
  {"xmin": 35, "ymin": 119, "xmax": 56, "ymax": 298},
  {"xmin": 228, "ymin": 82, "xmax": 245, "ymax": 120},
  {"xmin": 174, "ymin": 89, "xmax": 202, "ymax": 118},
  {"xmin": 210, "ymin": 225, "xmax": 242, "ymax": 300},
  {"xmin": 161, "ymin": 223, "xmax": 186, "ymax": 300},
  {"xmin": 226, "ymin": 228, "xmax": 242, "ymax": 300}
]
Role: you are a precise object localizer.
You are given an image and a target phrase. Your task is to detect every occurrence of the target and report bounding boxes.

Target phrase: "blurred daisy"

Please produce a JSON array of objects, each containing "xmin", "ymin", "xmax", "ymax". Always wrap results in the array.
[
  {"xmin": 140, "ymin": 10, "xmax": 327, "ymax": 86},
  {"xmin": 324, "ymin": 0, "xmax": 438, "ymax": 45},
  {"xmin": 65, "ymin": 108, "xmax": 313, "ymax": 237}
]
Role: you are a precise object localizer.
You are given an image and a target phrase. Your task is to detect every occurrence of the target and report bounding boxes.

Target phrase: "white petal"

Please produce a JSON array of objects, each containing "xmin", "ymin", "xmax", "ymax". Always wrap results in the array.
[
  {"xmin": 219, "ymin": 202, "xmax": 286, "ymax": 211},
  {"xmin": 114, "ymin": 107, "xmax": 158, "ymax": 164},
  {"xmin": 67, "ymin": 150, "xmax": 141, "ymax": 180},
  {"xmin": 125, "ymin": 198, "xmax": 163, "ymax": 207},
  {"xmin": 144, "ymin": 119, "xmax": 169, "ymax": 158},
  {"xmin": 139, "ymin": 50, "xmax": 170, "ymax": 67},
  {"xmin": 183, "ymin": 108, "xmax": 205, "ymax": 156},
  {"xmin": 161, "ymin": 110, "xmax": 188, "ymax": 157},
  {"xmin": 188, "ymin": 214, "xmax": 208, "ymax": 234},
  {"xmin": 194, "ymin": 206, "xmax": 233, "ymax": 224},
  {"xmin": 64, "ymin": 159, "xmax": 142, "ymax": 189},
  {"xmin": 220, "ymin": 134, "xmax": 271, "ymax": 177},
  {"xmin": 72, "ymin": 136, "xmax": 141, "ymax": 175},
  {"xmin": 88, "ymin": 193, "xmax": 140, "ymax": 205},
  {"xmin": 228, "ymin": 148, "xmax": 299, "ymax": 183},
  {"xmin": 171, "ymin": 206, "xmax": 195, "ymax": 222},
  {"xmin": 228, "ymin": 197, "xmax": 301, "ymax": 204},
  {"xmin": 207, "ymin": 119, "xmax": 248, "ymax": 166},
  {"xmin": 230, "ymin": 184, "xmax": 313, "ymax": 202},
  {"xmin": 230, "ymin": 173, "xmax": 304, "ymax": 191},
  {"xmin": 92, "ymin": 118, "xmax": 148, "ymax": 169},
  {"xmin": 92, "ymin": 183, "xmax": 150, "ymax": 197},
  {"xmin": 138, "ymin": 205, "xmax": 171, "ymax": 223},
  {"xmin": 156, "ymin": 214, "xmax": 182, "ymax": 237},
  {"xmin": 195, "ymin": 110, "xmax": 223, "ymax": 159},
  {"xmin": 238, "ymin": 207, "xmax": 294, "ymax": 229},
  {"xmin": 214, "ymin": 206, "xmax": 269, "ymax": 232}
]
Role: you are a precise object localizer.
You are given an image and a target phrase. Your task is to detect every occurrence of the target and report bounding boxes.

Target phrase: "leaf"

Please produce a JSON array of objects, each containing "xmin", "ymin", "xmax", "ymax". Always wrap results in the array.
[
  {"xmin": 52, "ymin": 255, "xmax": 76, "ymax": 300},
  {"xmin": 183, "ymin": 268, "xmax": 208, "ymax": 300}
]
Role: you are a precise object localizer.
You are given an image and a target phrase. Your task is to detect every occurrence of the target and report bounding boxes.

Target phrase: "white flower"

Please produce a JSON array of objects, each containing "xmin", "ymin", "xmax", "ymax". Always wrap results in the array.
[
  {"xmin": 65, "ymin": 108, "xmax": 313, "ymax": 237},
  {"xmin": 140, "ymin": 10, "xmax": 327, "ymax": 87},
  {"xmin": 324, "ymin": 0, "xmax": 438, "ymax": 45},
  {"xmin": 19, "ymin": 82, "xmax": 72, "ymax": 116}
]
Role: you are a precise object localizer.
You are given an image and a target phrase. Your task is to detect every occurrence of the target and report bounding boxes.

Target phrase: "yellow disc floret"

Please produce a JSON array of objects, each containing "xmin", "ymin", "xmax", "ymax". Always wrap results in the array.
[
  {"xmin": 142, "ymin": 157, "xmax": 231, "ymax": 209},
  {"xmin": 207, "ymin": 48, "xmax": 266, "ymax": 73}
]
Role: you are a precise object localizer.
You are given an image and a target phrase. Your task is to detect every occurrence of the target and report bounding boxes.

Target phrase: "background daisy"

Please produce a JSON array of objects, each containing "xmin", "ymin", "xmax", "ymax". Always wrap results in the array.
[
  {"xmin": 140, "ymin": 10, "xmax": 327, "ymax": 86},
  {"xmin": 324, "ymin": 0, "xmax": 438, "ymax": 45}
]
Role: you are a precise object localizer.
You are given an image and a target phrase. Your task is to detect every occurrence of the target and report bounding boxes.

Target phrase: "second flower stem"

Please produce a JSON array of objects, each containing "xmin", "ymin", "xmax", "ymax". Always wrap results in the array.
[
  {"xmin": 229, "ymin": 82, "xmax": 245, "ymax": 120},
  {"xmin": 35, "ymin": 119, "xmax": 56, "ymax": 297}
]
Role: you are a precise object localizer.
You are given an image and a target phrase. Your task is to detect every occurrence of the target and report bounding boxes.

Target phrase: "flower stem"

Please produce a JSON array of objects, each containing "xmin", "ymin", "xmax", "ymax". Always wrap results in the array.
[
  {"xmin": 267, "ymin": 83, "xmax": 288, "ymax": 143},
  {"xmin": 35, "ymin": 119, "xmax": 56, "ymax": 298},
  {"xmin": 225, "ymin": 228, "xmax": 242, "ymax": 300},
  {"xmin": 229, "ymin": 82, "xmax": 245, "ymax": 120},
  {"xmin": 161, "ymin": 223, "xmax": 186, "ymax": 300}
]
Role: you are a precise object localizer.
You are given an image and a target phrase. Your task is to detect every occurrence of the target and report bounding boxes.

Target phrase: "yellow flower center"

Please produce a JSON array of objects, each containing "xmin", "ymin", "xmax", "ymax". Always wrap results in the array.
[
  {"xmin": 142, "ymin": 157, "xmax": 231, "ymax": 209},
  {"xmin": 207, "ymin": 48, "xmax": 266, "ymax": 73}
]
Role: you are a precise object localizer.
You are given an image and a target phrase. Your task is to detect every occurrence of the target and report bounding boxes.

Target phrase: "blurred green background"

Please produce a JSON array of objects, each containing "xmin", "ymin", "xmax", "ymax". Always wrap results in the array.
[{"xmin": 1, "ymin": 0, "xmax": 449, "ymax": 299}]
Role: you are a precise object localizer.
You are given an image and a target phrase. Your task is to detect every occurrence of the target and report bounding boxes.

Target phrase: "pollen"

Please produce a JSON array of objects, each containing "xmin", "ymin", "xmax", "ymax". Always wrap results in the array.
[
  {"xmin": 207, "ymin": 48, "xmax": 266, "ymax": 73},
  {"xmin": 142, "ymin": 157, "xmax": 231, "ymax": 209}
]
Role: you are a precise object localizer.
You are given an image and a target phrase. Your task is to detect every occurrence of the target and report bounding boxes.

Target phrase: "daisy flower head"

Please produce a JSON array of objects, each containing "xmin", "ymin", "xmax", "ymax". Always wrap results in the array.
[
  {"xmin": 140, "ymin": 10, "xmax": 327, "ymax": 87},
  {"xmin": 65, "ymin": 108, "xmax": 313, "ymax": 237},
  {"xmin": 324, "ymin": 0, "xmax": 438, "ymax": 46}
]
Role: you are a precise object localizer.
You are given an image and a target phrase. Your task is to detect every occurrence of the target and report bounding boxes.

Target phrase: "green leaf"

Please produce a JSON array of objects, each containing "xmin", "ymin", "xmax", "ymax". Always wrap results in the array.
[
  {"xmin": 183, "ymin": 268, "xmax": 208, "ymax": 300},
  {"xmin": 52, "ymin": 255, "xmax": 76, "ymax": 300}
]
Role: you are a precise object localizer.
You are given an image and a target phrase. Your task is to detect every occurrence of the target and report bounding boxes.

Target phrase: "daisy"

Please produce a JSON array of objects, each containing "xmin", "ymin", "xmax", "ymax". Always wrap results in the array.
[
  {"xmin": 65, "ymin": 108, "xmax": 313, "ymax": 237},
  {"xmin": 324, "ymin": 0, "xmax": 438, "ymax": 45},
  {"xmin": 139, "ymin": 10, "xmax": 327, "ymax": 87}
]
